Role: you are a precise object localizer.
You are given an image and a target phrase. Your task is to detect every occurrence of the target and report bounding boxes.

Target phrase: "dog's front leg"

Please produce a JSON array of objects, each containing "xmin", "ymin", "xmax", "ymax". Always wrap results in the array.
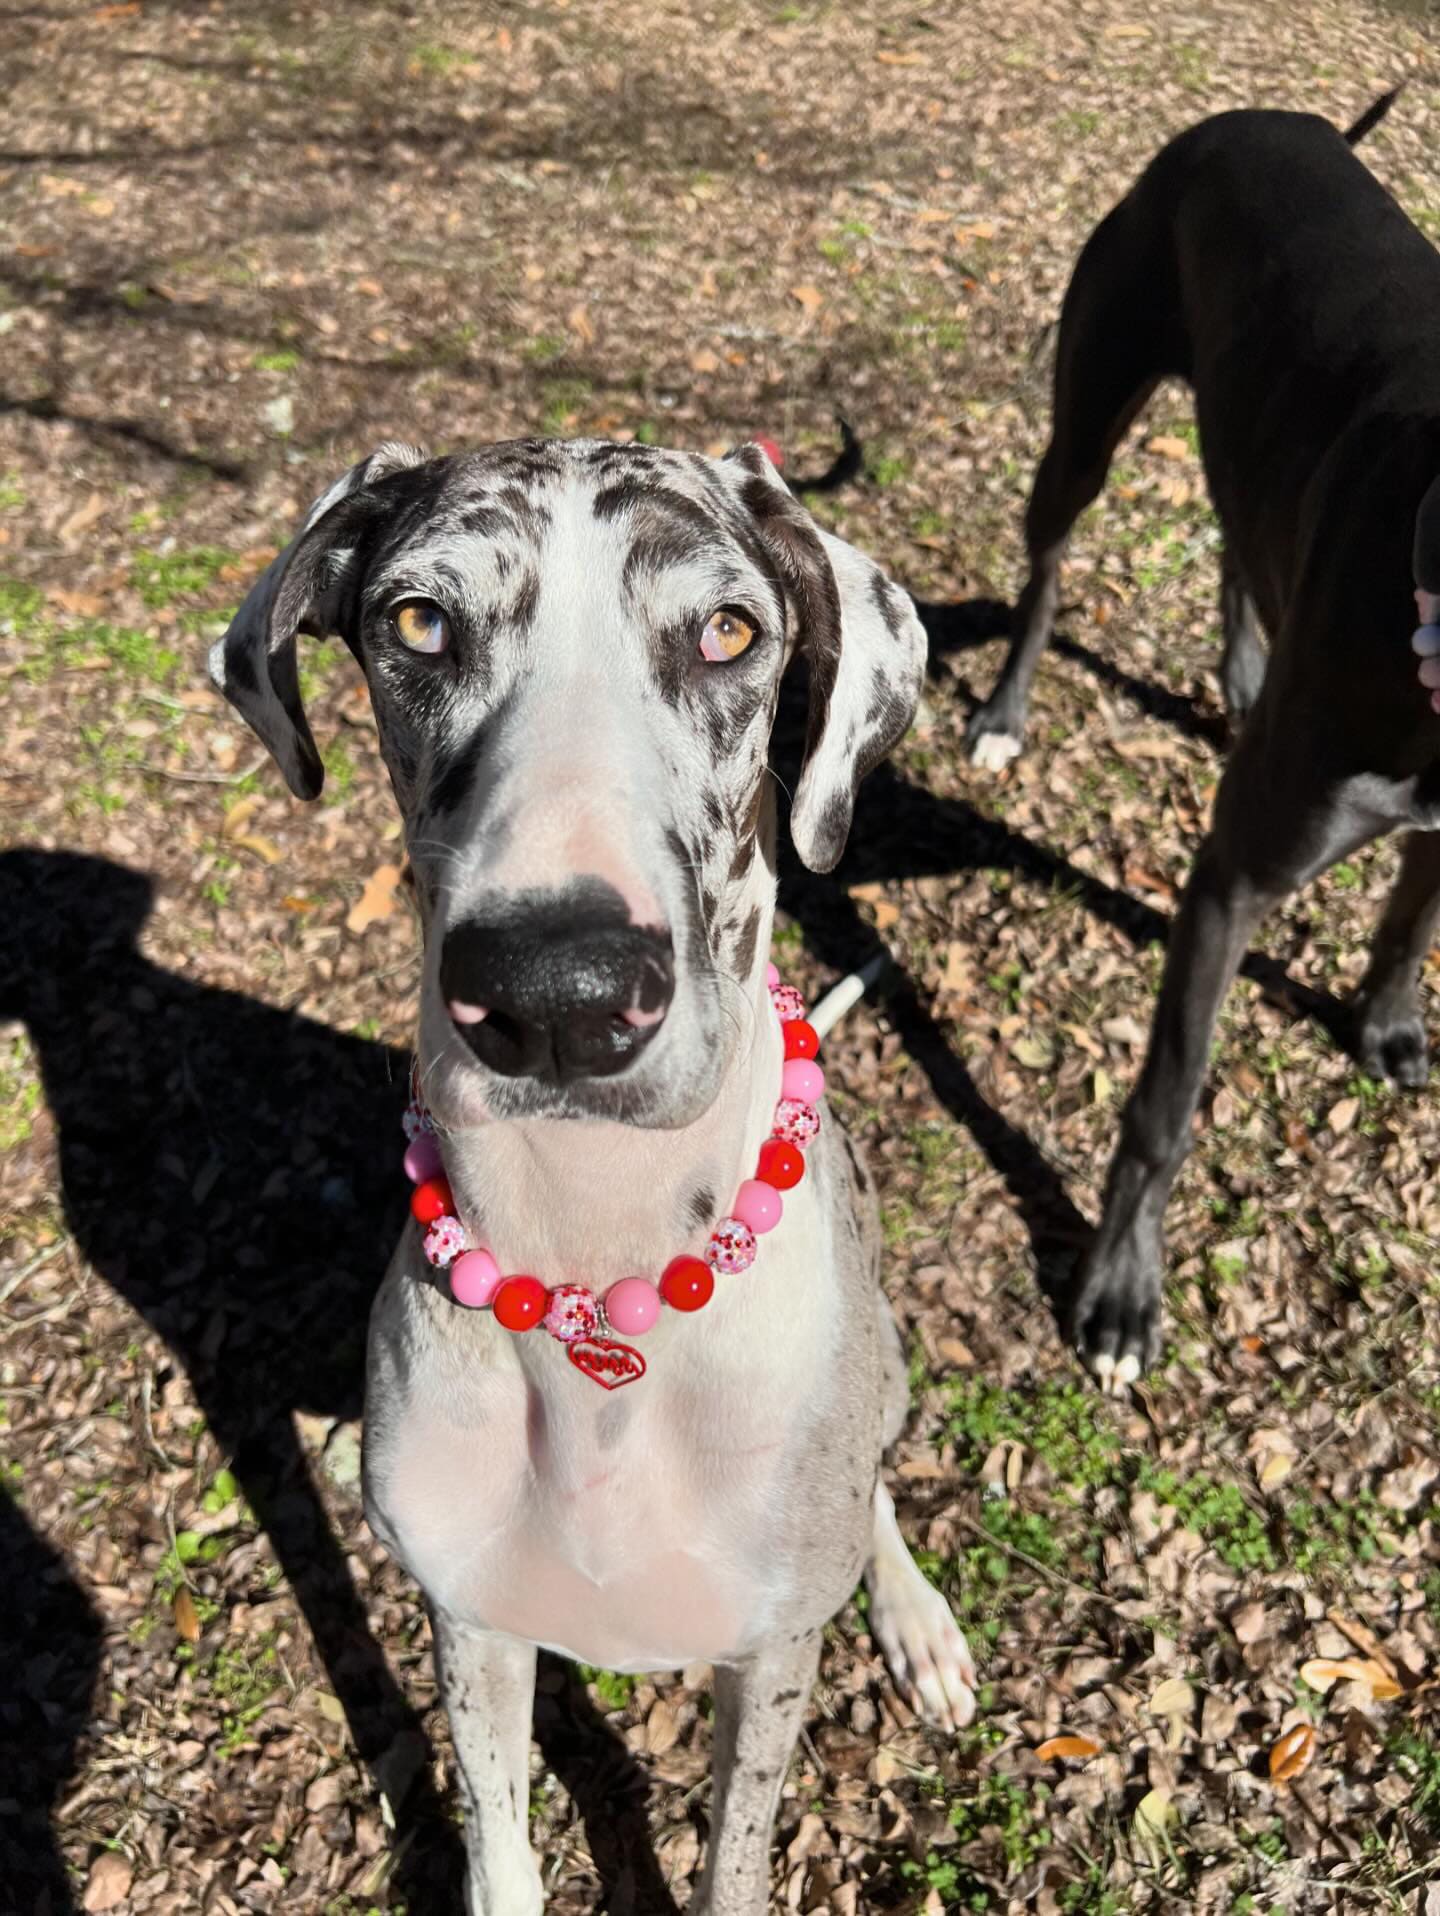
[
  {"xmin": 692, "ymin": 1630, "xmax": 822, "ymax": 1916},
  {"xmin": 431, "ymin": 1611, "xmax": 543, "ymax": 1916}
]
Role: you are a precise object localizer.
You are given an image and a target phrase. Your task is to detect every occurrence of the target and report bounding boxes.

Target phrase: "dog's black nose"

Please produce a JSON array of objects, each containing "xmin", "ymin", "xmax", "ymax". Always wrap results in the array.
[{"xmin": 440, "ymin": 890, "xmax": 675, "ymax": 1081}]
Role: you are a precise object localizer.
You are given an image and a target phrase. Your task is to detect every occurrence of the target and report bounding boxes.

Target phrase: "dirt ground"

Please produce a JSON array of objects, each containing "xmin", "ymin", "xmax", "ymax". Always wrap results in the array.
[{"xmin": 5, "ymin": 1, "xmax": 1440, "ymax": 1911}]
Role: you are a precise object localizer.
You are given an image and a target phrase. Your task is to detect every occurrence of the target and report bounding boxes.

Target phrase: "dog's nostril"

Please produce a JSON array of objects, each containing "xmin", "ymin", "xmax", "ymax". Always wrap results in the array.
[
  {"xmin": 448, "ymin": 999, "xmax": 489, "ymax": 1026},
  {"xmin": 620, "ymin": 1002, "xmax": 667, "ymax": 1029}
]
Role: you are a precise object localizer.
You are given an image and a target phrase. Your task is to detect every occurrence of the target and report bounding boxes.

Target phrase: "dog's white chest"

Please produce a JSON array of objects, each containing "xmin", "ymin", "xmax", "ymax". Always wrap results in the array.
[{"xmin": 367, "ymin": 1333, "xmax": 816, "ymax": 1671}]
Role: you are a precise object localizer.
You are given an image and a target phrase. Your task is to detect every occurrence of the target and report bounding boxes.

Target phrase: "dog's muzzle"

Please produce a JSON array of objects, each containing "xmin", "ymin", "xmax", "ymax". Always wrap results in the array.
[{"xmin": 440, "ymin": 900, "xmax": 675, "ymax": 1083}]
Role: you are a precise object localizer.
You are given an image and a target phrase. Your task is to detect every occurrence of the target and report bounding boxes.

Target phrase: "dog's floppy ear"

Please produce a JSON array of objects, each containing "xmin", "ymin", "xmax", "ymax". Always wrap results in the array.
[
  {"xmin": 727, "ymin": 444, "xmax": 926, "ymax": 872},
  {"xmin": 209, "ymin": 440, "xmax": 428, "ymax": 799}
]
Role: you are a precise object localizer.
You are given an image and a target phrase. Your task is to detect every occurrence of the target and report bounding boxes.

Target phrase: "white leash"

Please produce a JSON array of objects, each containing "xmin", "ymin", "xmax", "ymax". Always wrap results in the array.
[{"xmin": 807, "ymin": 950, "xmax": 890, "ymax": 1041}]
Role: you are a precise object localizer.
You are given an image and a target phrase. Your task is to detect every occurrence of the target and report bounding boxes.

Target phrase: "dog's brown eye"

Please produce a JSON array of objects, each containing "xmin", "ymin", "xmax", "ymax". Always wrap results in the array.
[
  {"xmin": 393, "ymin": 601, "xmax": 450, "ymax": 655},
  {"xmin": 699, "ymin": 611, "xmax": 755, "ymax": 662}
]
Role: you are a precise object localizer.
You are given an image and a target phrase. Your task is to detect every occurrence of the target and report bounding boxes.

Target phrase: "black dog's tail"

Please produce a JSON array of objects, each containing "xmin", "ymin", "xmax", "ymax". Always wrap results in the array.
[
  {"xmin": 786, "ymin": 416, "xmax": 863, "ymax": 494},
  {"xmin": 1344, "ymin": 83, "xmax": 1404, "ymax": 146}
]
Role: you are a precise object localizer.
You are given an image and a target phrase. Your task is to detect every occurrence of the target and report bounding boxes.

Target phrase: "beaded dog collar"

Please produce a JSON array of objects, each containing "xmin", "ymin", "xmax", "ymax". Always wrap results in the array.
[{"xmin": 400, "ymin": 964, "xmax": 825, "ymax": 1390}]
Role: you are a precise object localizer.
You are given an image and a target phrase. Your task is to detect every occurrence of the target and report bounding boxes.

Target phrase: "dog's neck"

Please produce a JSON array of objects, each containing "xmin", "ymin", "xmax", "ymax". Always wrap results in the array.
[{"xmin": 433, "ymin": 934, "xmax": 784, "ymax": 1290}]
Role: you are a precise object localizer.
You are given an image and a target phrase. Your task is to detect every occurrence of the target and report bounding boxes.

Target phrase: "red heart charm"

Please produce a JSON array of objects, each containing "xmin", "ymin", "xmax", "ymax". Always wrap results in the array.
[{"xmin": 567, "ymin": 1337, "xmax": 647, "ymax": 1390}]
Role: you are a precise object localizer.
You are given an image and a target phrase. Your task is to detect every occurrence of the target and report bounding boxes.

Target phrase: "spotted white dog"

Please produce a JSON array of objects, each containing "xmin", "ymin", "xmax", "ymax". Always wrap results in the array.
[{"xmin": 213, "ymin": 437, "xmax": 975, "ymax": 1915}]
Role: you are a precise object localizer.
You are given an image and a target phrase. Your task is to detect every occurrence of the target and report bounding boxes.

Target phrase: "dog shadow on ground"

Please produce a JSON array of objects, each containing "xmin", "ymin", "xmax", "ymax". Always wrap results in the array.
[{"xmin": 0, "ymin": 847, "xmax": 677, "ymax": 1916}]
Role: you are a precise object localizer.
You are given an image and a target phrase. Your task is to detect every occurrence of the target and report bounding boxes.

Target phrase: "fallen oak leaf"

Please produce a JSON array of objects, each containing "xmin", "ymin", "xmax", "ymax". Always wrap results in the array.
[
  {"xmin": 789, "ymin": 284, "xmax": 824, "ymax": 314},
  {"xmin": 1132, "ymin": 1788, "xmax": 1176, "ymax": 1863},
  {"xmin": 173, "ymin": 1586, "xmax": 200, "ymax": 1643},
  {"xmin": 1300, "ymin": 1657, "xmax": 1405, "ymax": 1702},
  {"xmin": 347, "ymin": 862, "xmax": 403, "ymax": 934},
  {"xmin": 1268, "ymin": 1721, "xmax": 1317, "ymax": 1783},
  {"xmin": 83, "ymin": 1852, "xmax": 134, "ymax": 1912},
  {"xmin": 1035, "ymin": 1734, "xmax": 1101, "ymax": 1762},
  {"xmin": 230, "ymin": 832, "xmax": 283, "ymax": 866}
]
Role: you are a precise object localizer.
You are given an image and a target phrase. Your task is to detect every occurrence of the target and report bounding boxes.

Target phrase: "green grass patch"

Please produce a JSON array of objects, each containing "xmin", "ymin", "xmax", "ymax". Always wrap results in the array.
[
  {"xmin": 0, "ymin": 1031, "xmax": 41, "ymax": 1152},
  {"xmin": 130, "ymin": 546, "xmax": 235, "ymax": 609},
  {"xmin": 253, "ymin": 348, "xmax": 301, "ymax": 373},
  {"xmin": 577, "ymin": 1665, "xmax": 636, "ymax": 1711}
]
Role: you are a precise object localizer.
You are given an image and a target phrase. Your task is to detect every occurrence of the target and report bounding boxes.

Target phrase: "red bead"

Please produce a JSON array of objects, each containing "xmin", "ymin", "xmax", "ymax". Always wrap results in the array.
[
  {"xmin": 411, "ymin": 1176, "xmax": 454, "ymax": 1224},
  {"xmin": 783, "ymin": 1019, "xmax": 819, "ymax": 1061},
  {"xmin": 493, "ymin": 1276, "xmax": 547, "ymax": 1331},
  {"xmin": 660, "ymin": 1255, "xmax": 715, "ymax": 1313},
  {"xmin": 756, "ymin": 1138, "xmax": 805, "ymax": 1191}
]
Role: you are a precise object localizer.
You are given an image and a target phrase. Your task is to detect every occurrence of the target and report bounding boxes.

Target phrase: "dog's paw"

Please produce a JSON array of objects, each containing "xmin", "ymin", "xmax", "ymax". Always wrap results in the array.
[
  {"xmin": 867, "ymin": 1547, "xmax": 977, "ymax": 1733},
  {"xmin": 1070, "ymin": 1244, "xmax": 1162, "ymax": 1395},
  {"xmin": 1355, "ymin": 994, "xmax": 1431, "ymax": 1089},
  {"xmin": 966, "ymin": 721, "xmax": 1023, "ymax": 771}
]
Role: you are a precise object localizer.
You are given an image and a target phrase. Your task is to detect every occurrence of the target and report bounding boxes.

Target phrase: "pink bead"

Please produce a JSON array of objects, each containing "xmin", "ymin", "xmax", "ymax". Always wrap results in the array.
[
  {"xmin": 732, "ymin": 1179, "xmax": 782, "ymax": 1234},
  {"xmin": 707, "ymin": 1216, "xmax": 757, "ymax": 1275},
  {"xmin": 605, "ymin": 1277, "xmax": 661, "ymax": 1336},
  {"xmin": 772, "ymin": 1098, "xmax": 821, "ymax": 1147},
  {"xmin": 781, "ymin": 1058, "xmax": 825, "ymax": 1105},
  {"xmin": 770, "ymin": 984, "xmax": 806, "ymax": 1022},
  {"xmin": 765, "ymin": 961, "xmax": 780, "ymax": 989},
  {"xmin": 450, "ymin": 1248, "xmax": 501, "ymax": 1309},
  {"xmin": 543, "ymin": 1285, "xmax": 600, "ymax": 1343},
  {"xmin": 403, "ymin": 1132, "xmax": 444, "ymax": 1185}
]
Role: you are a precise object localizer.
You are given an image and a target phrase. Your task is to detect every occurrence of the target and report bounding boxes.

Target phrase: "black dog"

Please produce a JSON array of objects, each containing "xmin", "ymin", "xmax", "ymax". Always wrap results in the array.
[{"xmin": 965, "ymin": 90, "xmax": 1440, "ymax": 1387}]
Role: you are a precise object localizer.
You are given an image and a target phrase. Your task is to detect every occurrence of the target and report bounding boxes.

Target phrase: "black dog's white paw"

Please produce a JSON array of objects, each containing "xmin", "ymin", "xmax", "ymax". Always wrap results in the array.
[
  {"xmin": 965, "ymin": 705, "xmax": 1024, "ymax": 770},
  {"xmin": 1355, "ymin": 997, "xmax": 1430, "ymax": 1090},
  {"xmin": 1070, "ymin": 1247, "xmax": 1162, "ymax": 1394}
]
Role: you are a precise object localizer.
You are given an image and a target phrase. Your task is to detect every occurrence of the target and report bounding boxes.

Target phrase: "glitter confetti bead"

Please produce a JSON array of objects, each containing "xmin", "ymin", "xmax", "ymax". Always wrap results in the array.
[
  {"xmin": 769, "ymin": 984, "xmax": 806, "ymax": 1022},
  {"xmin": 772, "ymin": 1098, "xmax": 821, "ymax": 1147},
  {"xmin": 706, "ymin": 1217, "xmax": 757, "ymax": 1275},
  {"xmin": 423, "ymin": 1214, "xmax": 469, "ymax": 1268},
  {"xmin": 543, "ymin": 1284, "xmax": 599, "ymax": 1342}
]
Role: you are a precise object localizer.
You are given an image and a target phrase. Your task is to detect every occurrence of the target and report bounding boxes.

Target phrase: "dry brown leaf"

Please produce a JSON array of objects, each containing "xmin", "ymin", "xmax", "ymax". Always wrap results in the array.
[
  {"xmin": 690, "ymin": 348, "xmax": 720, "ymax": 374},
  {"xmin": 1132, "ymin": 1788, "xmax": 1175, "ymax": 1861},
  {"xmin": 1327, "ymin": 1096, "xmax": 1360, "ymax": 1134},
  {"xmin": 1300, "ymin": 1657, "xmax": 1403, "ymax": 1701},
  {"xmin": 83, "ymin": 1852, "xmax": 134, "ymax": 1912},
  {"xmin": 222, "ymin": 794, "xmax": 263, "ymax": 837},
  {"xmin": 789, "ymin": 284, "xmax": 824, "ymax": 314},
  {"xmin": 46, "ymin": 588, "xmax": 105, "ymax": 618},
  {"xmin": 1149, "ymin": 1675, "xmax": 1195, "ymax": 1720},
  {"xmin": 1035, "ymin": 1734, "xmax": 1101, "ymax": 1762},
  {"xmin": 1268, "ymin": 1721, "xmax": 1317, "ymax": 1782},
  {"xmin": 347, "ymin": 863, "xmax": 403, "ymax": 934},
  {"xmin": 567, "ymin": 303, "xmax": 595, "ymax": 345},
  {"xmin": 231, "ymin": 832, "xmax": 283, "ymax": 866},
  {"xmin": 174, "ymin": 1587, "xmax": 200, "ymax": 1643},
  {"xmin": 875, "ymin": 48, "xmax": 923, "ymax": 64},
  {"xmin": 1146, "ymin": 434, "xmax": 1191, "ymax": 460},
  {"xmin": 59, "ymin": 493, "xmax": 108, "ymax": 543}
]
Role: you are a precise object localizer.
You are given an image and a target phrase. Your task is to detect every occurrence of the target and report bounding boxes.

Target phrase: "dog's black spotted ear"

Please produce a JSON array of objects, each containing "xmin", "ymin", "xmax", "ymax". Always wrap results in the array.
[
  {"xmin": 209, "ymin": 441, "xmax": 428, "ymax": 799},
  {"xmin": 725, "ymin": 442, "xmax": 926, "ymax": 872}
]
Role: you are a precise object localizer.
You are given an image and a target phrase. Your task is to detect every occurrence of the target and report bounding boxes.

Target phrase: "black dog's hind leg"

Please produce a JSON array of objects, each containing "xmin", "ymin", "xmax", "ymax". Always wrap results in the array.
[
  {"xmin": 1218, "ymin": 544, "xmax": 1266, "ymax": 724},
  {"xmin": 967, "ymin": 205, "xmax": 1166, "ymax": 768},
  {"xmin": 1351, "ymin": 830, "xmax": 1440, "ymax": 1088},
  {"xmin": 1073, "ymin": 711, "xmax": 1383, "ymax": 1388}
]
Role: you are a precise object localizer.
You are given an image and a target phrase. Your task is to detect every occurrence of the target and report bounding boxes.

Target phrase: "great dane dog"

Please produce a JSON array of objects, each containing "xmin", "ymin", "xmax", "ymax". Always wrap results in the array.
[
  {"xmin": 963, "ymin": 92, "xmax": 1440, "ymax": 1390},
  {"xmin": 212, "ymin": 437, "xmax": 975, "ymax": 1914}
]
